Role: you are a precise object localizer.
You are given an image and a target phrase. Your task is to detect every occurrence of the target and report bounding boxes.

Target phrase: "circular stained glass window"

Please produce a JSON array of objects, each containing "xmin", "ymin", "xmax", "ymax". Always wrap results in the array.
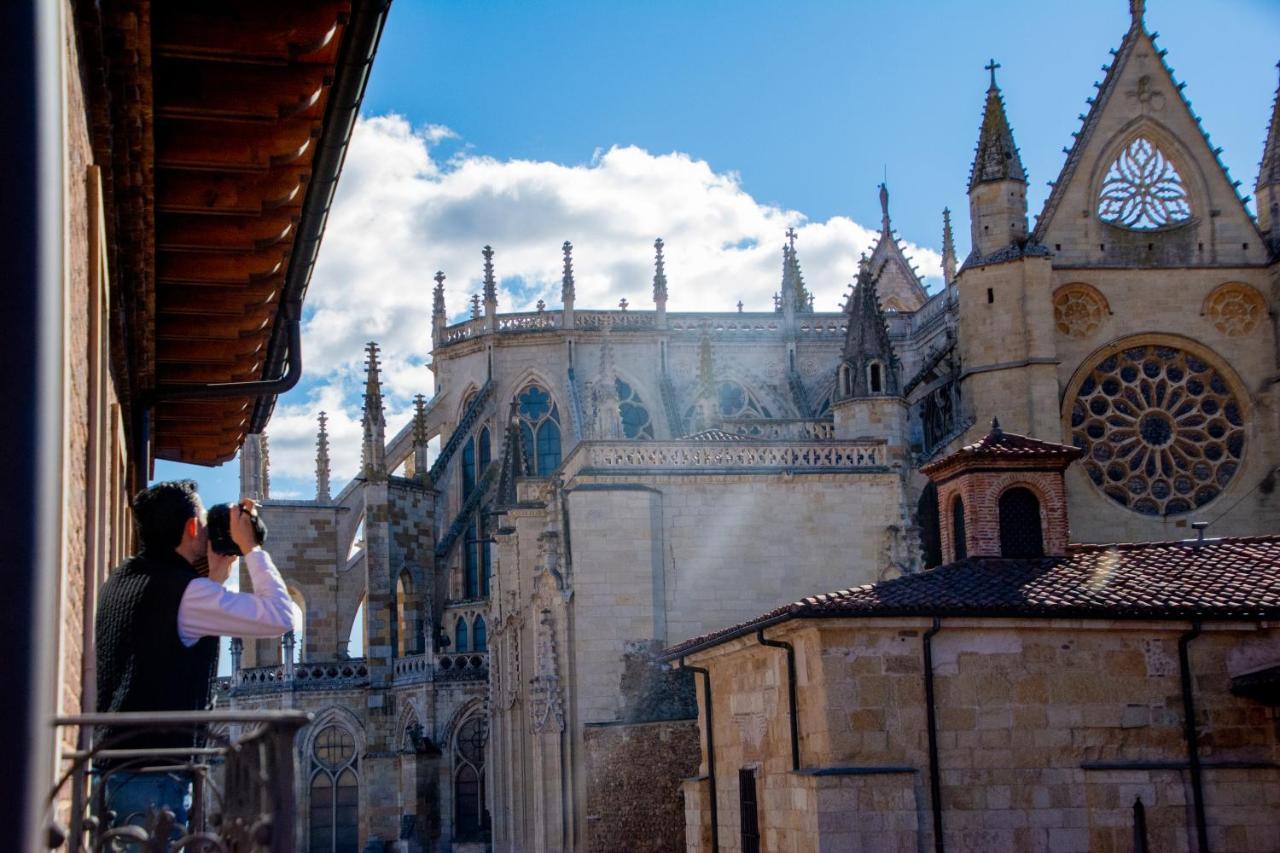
[{"xmin": 1069, "ymin": 344, "xmax": 1244, "ymax": 516}]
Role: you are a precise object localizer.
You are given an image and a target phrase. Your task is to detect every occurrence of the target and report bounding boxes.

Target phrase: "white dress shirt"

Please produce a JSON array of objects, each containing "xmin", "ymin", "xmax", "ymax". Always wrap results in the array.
[{"xmin": 177, "ymin": 548, "xmax": 301, "ymax": 647}]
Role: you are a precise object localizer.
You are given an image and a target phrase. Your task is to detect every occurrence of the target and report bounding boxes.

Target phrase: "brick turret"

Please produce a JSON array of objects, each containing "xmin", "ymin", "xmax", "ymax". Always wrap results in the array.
[{"xmin": 921, "ymin": 417, "xmax": 1083, "ymax": 562}]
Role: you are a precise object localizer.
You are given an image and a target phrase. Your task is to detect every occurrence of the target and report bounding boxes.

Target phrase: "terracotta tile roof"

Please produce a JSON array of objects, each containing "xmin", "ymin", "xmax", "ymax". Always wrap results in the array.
[
  {"xmin": 663, "ymin": 535, "xmax": 1280, "ymax": 659},
  {"xmin": 920, "ymin": 417, "xmax": 1082, "ymax": 476}
]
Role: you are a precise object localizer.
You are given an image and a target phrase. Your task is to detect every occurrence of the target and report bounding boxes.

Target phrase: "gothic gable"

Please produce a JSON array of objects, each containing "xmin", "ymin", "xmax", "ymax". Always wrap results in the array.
[
  {"xmin": 866, "ymin": 233, "xmax": 929, "ymax": 312},
  {"xmin": 1034, "ymin": 18, "xmax": 1265, "ymax": 267}
]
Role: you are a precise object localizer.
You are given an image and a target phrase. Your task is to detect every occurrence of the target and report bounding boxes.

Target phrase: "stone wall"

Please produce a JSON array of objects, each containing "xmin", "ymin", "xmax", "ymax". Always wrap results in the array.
[
  {"xmin": 688, "ymin": 618, "xmax": 1280, "ymax": 853},
  {"xmin": 583, "ymin": 720, "xmax": 700, "ymax": 852}
]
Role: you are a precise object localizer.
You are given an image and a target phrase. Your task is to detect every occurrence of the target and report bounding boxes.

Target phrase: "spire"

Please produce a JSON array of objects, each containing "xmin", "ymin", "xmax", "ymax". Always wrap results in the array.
[
  {"xmin": 361, "ymin": 341, "xmax": 386, "ymax": 480},
  {"xmin": 591, "ymin": 323, "xmax": 623, "ymax": 439},
  {"xmin": 652, "ymin": 238, "xmax": 668, "ymax": 305},
  {"xmin": 431, "ymin": 271, "xmax": 447, "ymax": 348},
  {"xmin": 839, "ymin": 264, "xmax": 899, "ymax": 398},
  {"xmin": 482, "ymin": 245, "xmax": 497, "ymax": 325},
  {"xmin": 879, "ymin": 182, "xmax": 892, "ymax": 234},
  {"xmin": 941, "ymin": 208, "xmax": 957, "ymax": 286},
  {"xmin": 561, "ymin": 241, "xmax": 575, "ymax": 310},
  {"xmin": 316, "ymin": 411, "xmax": 331, "ymax": 502},
  {"xmin": 776, "ymin": 228, "xmax": 812, "ymax": 315},
  {"xmin": 1257, "ymin": 62, "xmax": 1280, "ymax": 248},
  {"xmin": 261, "ymin": 432, "xmax": 270, "ymax": 499},
  {"xmin": 412, "ymin": 394, "xmax": 432, "ymax": 486},
  {"xmin": 968, "ymin": 59, "xmax": 1027, "ymax": 191}
]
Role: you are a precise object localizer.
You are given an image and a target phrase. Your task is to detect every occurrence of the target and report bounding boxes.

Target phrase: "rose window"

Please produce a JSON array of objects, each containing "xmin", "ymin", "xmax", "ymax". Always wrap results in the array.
[
  {"xmin": 1204, "ymin": 283, "xmax": 1266, "ymax": 337},
  {"xmin": 1097, "ymin": 137, "xmax": 1191, "ymax": 230},
  {"xmin": 1069, "ymin": 344, "xmax": 1243, "ymax": 516},
  {"xmin": 1053, "ymin": 285, "xmax": 1108, "ymax": 339}
]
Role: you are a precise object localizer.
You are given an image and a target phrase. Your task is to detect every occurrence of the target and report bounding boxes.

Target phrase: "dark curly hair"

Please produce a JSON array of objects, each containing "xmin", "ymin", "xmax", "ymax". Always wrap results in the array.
[{"xmin": 131, "ymin": 480, "xmax": 202, "ymax": 552}]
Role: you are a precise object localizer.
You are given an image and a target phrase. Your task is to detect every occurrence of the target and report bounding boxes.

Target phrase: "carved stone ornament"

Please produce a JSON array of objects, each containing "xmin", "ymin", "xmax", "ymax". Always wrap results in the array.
[
  {"xmin": 1097, "ymin": 137, "xmax": 1191, "ymax": 230},
  {"xmin": 1070, "ymin": 342, "xmax": 1244, "ymax": 516},
  {"xmin": 1053, "ymin": 284, "xmax": 1109, "ymax": 339},
  {"xmin": 1204, "ymin": 283, "xmax": 1266, "ymax": 337},
  {"xmin": 529, "ymin": 609, "xmax": 565, "ymax": 734}
]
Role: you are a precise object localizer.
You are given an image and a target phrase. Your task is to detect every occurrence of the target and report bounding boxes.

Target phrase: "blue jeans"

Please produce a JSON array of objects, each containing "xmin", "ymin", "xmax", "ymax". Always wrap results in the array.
[{"xmin": 100, "ymin": 770, "xmax": 192, "ymax": 839}]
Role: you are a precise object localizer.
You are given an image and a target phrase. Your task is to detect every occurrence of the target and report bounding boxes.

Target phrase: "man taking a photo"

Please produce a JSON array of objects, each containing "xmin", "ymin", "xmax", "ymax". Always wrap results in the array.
[{"xmin": 95, "ymin": 479, "xmax": 300, "ymax": 831}]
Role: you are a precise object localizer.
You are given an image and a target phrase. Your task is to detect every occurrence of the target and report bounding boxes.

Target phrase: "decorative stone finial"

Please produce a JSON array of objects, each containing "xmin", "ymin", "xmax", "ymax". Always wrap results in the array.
[
  {"xmin": 652, "ymin": 238, "xmax": 668, "ymax": 307},
  {"xmin": 316, "ymin": 411, "xmax": 331, "ymax": 502},
  {"xmin": 1129, "ymin": 0, "xmax": 1144, "ymax": 28},
  {"xmin": 470, "ymin": 293, "xmax": 482, "ymax": 319},
  {"xmin": 361, "ymin": 342, "xmax": 387, "ymax": 479},
  {"xmin": 482, "ymin": 245, "xmax": 497, "ymax": 313},
  {"xmin": 941, "ymin": 208, "xmax": 957, "ymax": 286},
  {"xmin": 878, "ymin": 183, "xmax": 891, "ymax": 233},
  {"xmin": 561, "ymin": 241, "xmax": 575, "ymax": 307},
  {"xmin": 990, "ymin": 415, "xmax": 1003, "ymax": 436}
]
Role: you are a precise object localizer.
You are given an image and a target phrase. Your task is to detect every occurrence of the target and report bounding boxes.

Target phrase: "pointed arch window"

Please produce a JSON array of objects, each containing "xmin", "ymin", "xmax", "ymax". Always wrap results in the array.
[
  {"xmin": 462, "ymin": 518, "xmax": 490, "ymax": 600},
  {"xmin": 616, "ymin": 379, "xmax": 654, "ymax": 439},
  {"xmin": 869, "ymin": 361, "xmax": 884, "ymax": 394},
  {"xmin": 1097, "ymin": 137, "xmax": 1191, "ymax": 230},
  {"xmin": 309, "ymin": 725, "xmax": 359, "ymax": 853},
  {"xmin": 453, "ymin": 716, "xmax": 489, "ymax": 842},
  {"xmin": 455, "ymin": 616, "xmax": 469, "ymax": 653},
  {"xmin": 473, "ymin": 616, "xmax": 487, "ymax": 652},
  {"xmin": 951, "ymin": 497, "xmax": 967, "ymax": 561},
  {"xmin": 999, "ymin": 487, "xmax": 1044, "ymax": 558},
  {"xmin": 516, "ymin": 385, "xmax": 562, "ymax": 475}
]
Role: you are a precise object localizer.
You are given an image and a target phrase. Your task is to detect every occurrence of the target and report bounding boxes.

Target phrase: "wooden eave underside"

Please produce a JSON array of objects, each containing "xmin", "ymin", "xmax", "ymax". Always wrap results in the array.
[{"xmin": 147, "ymin": 1, "xmax": 351, "ymax": 464}]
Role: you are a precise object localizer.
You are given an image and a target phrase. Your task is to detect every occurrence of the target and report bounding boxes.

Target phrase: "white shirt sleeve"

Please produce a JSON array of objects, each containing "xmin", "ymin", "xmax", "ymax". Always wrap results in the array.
[{"xmin": 177, "ymin": 549, "xmax": 301, "ymax": 647}]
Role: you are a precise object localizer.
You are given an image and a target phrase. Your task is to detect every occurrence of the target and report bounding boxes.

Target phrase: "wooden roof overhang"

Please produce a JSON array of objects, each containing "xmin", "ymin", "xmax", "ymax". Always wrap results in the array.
[{"xmin": 135, "ymin": 0, "xmax": 388, "ymax": 466}]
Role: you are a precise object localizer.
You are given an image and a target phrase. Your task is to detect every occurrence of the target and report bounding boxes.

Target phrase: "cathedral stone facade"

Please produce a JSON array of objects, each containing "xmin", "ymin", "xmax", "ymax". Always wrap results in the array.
[{"xmin": 224, "ymin": 4, "xmax": 1280, "ymax": 850}]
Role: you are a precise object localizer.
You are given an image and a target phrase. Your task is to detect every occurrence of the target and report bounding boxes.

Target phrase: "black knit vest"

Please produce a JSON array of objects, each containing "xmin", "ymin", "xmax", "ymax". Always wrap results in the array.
[{"xmin": 95, "ymin": 549, "xmax": 219, "ymax": 753}]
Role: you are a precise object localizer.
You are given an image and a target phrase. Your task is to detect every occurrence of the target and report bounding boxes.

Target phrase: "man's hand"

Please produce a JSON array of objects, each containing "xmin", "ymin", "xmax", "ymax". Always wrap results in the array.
[
  {"xmin": 231, "ymin": 499, "xmax": 260, "ymax": 555},
  {"xmin": 206, "ymin": 546, "xmax": 236, "ymax": 584}
]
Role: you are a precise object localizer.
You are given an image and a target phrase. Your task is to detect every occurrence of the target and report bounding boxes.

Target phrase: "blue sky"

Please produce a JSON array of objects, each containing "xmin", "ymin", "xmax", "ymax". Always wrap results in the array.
[{"xmin": 156, "ymin": 0, "xmax": 1280, "ymax": 506}]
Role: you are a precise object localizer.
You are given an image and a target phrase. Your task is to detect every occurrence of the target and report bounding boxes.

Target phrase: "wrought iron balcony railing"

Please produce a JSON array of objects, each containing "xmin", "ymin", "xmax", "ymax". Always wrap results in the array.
[{"xmin": 49, "ymin": 709, "xmax": 311, "ymax": 852}]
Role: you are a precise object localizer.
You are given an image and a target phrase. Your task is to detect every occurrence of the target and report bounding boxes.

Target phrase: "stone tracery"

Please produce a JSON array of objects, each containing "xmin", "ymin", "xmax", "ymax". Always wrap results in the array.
[
  {"xmin": 1203, "ymin": 282, "xmax": 1266, "ymax": 337},
  {"xmin": 1053, "ymin": 284, "xmax": 1109, "ymax": 339},
  {"xmin": 1069, "ymin": 343, "xmax": 1244, "ymax": 515},
  {"xmin": 1097, "ymin": 137, "xmax": 1192, "ymax": 229}
]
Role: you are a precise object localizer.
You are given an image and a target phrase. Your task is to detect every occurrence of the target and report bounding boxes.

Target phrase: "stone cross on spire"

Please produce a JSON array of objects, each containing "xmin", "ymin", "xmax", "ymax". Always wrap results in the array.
[
  {"xmin": 361, "ymin": 341, "xmax": 387, "ymax": 480},
  {"xmin": 315, "ymin": 411, "xmax": 331, "ymax": 502},
  {"xmin": 412, "ymin": 394, "xmax": 432, "ymax": 486},
  {"xmin": 431, "ymin": 271, "xmax": 447, "ymax": 348},
  {"xmin": 985, "ymin": 58, "xmax": 1001, "ymax": 90},
  {"xmin": 561, "ymin": 241, "xmax": 575, "ymax": 310},
  {"xmin": 941, "ymin": 208, "xmax": 957, "ymax": 287}
]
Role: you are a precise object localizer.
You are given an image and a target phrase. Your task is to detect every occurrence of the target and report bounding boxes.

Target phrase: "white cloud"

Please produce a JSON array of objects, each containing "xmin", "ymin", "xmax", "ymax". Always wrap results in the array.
[{"xmin": 267, "ymin": 114, "xmax": 943, "ymax": 493}]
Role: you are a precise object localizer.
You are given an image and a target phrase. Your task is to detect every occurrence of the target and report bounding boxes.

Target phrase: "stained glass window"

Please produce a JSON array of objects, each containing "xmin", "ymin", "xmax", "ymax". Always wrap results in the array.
[
  {"xmin": 473, "ymin": 616, "xmax": 487, "ymax": 652},
  {"xmin": 516, "ymin": 385, "xmax": 561, "ymax": 475},
  {"xmin": 1097, "ymin": 137, "xmax": 1191, "ymax": 230},
  {"xmin": 454, "ymin": 717, "xmax": 489, "ymax": 842},
  {"xmin": 615, "ymin": 379, "xmax": 654, "ymax": 439},
  {"xmin": 455, "ymin": 616, "xmax": 468, "ymax": 653},
  {"xmin": 461, "ymin": 441, "xmax": 476, "ymax": 499},
  {"xmin": 309, "ymin": 725, "xmax": 359, "ymax": 853},
  {"xmin": 1069, "ymin": 344, "xmax": 1244, "ymax": 515}
]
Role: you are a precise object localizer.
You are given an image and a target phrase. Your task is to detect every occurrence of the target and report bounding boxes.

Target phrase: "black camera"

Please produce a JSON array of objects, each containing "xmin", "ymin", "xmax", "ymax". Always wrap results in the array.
[{"xmin": 206, "ymin": 503, "xmax": 268, "ymax": 557}]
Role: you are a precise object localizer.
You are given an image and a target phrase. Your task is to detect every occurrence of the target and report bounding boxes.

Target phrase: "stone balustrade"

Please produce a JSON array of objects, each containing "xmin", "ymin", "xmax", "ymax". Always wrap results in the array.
[
  {"xmin": 437, "ymin": 298, "xmax": 951, "ymax": 350},
  {"xmin": 564, "ymin": 438, "xmax": 887, "ymax": 478},
  {"xmin": 435, "ymin": 652, "xmax": 489, "ymax": 682},
  {"xmin": 232, "ymin": 658, "xmax": 370, "ymax": 694},
  {"xmin": 721, "ymin": 417, "xmax": 835, "ymax": 440}
]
